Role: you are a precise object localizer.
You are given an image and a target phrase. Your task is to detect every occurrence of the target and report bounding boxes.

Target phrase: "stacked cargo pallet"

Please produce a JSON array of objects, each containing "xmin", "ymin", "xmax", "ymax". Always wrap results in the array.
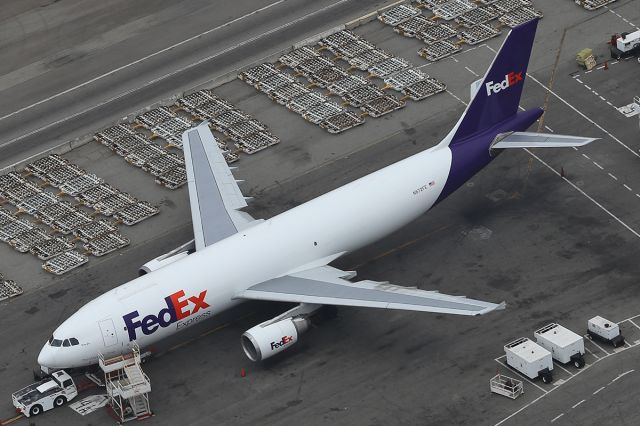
[
  {"xmin": 0, "ymin": 154, "xmax": 159, "ymax": 275},
  {"xmin": 377, "ymin": 1, "xmax": 543, "ymax": 62}
]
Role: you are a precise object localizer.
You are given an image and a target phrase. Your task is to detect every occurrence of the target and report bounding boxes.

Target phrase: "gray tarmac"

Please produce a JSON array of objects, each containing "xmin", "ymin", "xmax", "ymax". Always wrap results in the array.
[{"xmin": 2, "ymin": 0, "xmax": 640, "ymax": 425}]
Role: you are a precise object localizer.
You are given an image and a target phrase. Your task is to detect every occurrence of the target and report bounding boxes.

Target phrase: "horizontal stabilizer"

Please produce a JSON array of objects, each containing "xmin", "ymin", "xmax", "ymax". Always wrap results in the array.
[
  {"xmin": 492, "ymin": 132, "xmax": 598, "ymax": 149},
  {"xmin": 235, "ymin": 266, "xmax": 505, "ymax": 316}
]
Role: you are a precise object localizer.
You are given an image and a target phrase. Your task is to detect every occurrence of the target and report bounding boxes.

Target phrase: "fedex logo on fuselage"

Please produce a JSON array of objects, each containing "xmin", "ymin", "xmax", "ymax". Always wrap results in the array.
[
  {"xmin": 123, "ymin": 290, "xmax": 210, "ymax": 341},
  {"xmin": 485, "ymin": 71, "xmax": 523, "ymax": 96}
]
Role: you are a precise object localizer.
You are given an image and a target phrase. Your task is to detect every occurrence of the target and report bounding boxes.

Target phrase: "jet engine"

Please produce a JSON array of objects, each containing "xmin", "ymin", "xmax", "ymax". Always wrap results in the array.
[
  {"xmin": 241, "ymin": 303, "xmax": 322, "ymax": 361},
  {"xmin": 139, "ymin": 239, "xmax": 195, "ymax": 275}
]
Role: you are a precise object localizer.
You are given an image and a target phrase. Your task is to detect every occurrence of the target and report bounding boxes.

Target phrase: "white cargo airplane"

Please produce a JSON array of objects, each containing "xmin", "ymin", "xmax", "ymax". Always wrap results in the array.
[{"xmin": 38, "ymin": 19, "xmax": 595, "ymax": 370}]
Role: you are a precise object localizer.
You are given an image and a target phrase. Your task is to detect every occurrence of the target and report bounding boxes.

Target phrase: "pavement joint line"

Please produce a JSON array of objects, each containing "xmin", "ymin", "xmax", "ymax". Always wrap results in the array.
[
  {"xmin": 525, "ymin": 149, "xmax": 640, "ymax": 239},
  {"xmin": 0, "ymin": 0, "xmax": 287, "ymax": 122},
  {"xmin": 571, "ymin": 399, "xmax": 585, "ymax": 409},
  {"xmin": 550, "ymin": 413, "xmax": 564, "ymax": 423},
  {"xmin": 593, "ymin": 386, "xmax": 606, "ymax": 395},
  {"xmin": 486, "ymin": 44, "xmax": 638, "ymax": 158}
]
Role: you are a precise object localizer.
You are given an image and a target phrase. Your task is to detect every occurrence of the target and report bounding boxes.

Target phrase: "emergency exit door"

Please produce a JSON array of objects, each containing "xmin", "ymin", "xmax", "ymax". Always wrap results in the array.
[{"xmin": 98, "ymin": 318, "xmax": 119, "ymax": 347}]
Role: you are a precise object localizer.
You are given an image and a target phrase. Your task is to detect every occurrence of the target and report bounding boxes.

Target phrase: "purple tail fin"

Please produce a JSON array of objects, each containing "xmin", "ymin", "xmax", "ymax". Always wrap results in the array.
[{"xmin": 448, "ymin": 19, "xmax": 539, "ymax": 144}]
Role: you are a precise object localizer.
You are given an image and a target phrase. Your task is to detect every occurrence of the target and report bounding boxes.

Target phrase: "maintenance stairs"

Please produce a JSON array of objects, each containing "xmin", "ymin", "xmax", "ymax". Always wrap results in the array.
[{"xmin": 99, "ymin": 342, "xmax": 152, "ymax": 422}]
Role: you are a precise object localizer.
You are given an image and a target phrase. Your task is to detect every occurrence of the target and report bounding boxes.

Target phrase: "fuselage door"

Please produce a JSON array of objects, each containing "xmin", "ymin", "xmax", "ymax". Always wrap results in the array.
[{"xmin": 98, "ymin": 319, "xmax": 119, "ymax": 347}]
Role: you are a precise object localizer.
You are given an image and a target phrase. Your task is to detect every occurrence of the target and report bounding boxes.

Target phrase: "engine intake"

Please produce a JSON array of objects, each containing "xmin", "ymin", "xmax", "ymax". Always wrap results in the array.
[{"xmin": 241, "ymin": 317, "xmax": 310, "ymax": 362}]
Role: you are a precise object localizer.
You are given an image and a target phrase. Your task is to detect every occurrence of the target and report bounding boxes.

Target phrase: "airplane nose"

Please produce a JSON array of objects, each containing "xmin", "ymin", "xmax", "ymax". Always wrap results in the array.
[{"xmin": 37, "ymin": 344, "xmax": 54, "ymax": 367}]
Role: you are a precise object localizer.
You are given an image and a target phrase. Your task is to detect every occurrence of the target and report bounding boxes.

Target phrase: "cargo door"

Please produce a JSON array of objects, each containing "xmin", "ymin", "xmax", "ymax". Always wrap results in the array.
[{"xmin": 98, "ymin": 319, "xmax": 119, "ymax": 347}]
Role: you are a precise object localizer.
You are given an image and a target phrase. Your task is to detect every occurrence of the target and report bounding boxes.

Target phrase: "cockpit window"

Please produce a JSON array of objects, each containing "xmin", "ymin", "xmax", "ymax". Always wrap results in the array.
[
  {"xmin": 51, "ymin": 339, "xmax": 62, "ymax": 347},
  {"xmin": 63, "ymin": 339, "xmax": 70, "ymax": 347},
  {"xmin": 48, "ymin": 335, "xmax": 53, "ymax": 344},
  {"xmin": 70, "ymin": 338, "xmax": 79, "ymax": 346}
]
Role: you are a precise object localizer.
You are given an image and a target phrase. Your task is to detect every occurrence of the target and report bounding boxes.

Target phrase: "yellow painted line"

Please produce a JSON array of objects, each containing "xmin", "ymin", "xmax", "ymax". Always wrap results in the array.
[{"xmin": 1, "ymin": 414, "xmax": 24, "ymax": 425}]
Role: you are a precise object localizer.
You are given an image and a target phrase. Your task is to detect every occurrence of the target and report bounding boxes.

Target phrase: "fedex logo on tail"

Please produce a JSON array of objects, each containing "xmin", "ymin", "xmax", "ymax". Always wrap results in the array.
[
  {"xmin": 123, "ymin": 289, "xmax": 211, "ymax": 341},
  {"xmin": 485, "ymin": 71, "xmax": 523, "ymax": 96}
]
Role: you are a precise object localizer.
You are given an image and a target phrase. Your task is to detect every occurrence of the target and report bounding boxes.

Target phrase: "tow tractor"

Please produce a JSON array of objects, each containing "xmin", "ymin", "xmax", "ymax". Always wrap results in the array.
[
  {"xmin": 12, "ymin": 370, "xmax": 78, "ymax": 417},
  {"xmin": 610, "ymin": 30, "xmax": 640, "ymax": 59}
]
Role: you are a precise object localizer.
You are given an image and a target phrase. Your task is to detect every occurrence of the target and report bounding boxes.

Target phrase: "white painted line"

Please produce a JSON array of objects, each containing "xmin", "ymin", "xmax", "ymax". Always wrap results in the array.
[
  {"xmin": 597, "ymin": 65, "xmax": 605, "ymax": 70},
  {"xmin": 599, "ymin": 96, "xmax": 606, "ymax": 101},
  {"xmin": 608, "ymin": 172, "xmax": 618, "ymax": 181},
  {"xmin": 607, "ymin": 101, "xmax": 613, "ymax": 106},
  {"xmin": 585, "ymin": 347, "xmax": 600, "ymax": 359},
  {"xmin": 629, "ymin": 319, "xmax": 640, "ymax": 331},
  {"xmin": 527, "ymin": 71, "xmax": 640, "ymax": 160},
  {"xmin": 593, "ymin": 386, "xmax": 606, "ymax": 395},
  {"xmin": 495, "ymin": 355, "xmax": 506, "ymax": 361},
  {"xmin": 612, "ymin": 369, "xmax": 635, "ymax": 383},
  {"xmin": 451, "ymin": 56, "xmax": 459, "ymax": 63},
  {"xmin": 572, "ymin": 146, "xmax": 579, "ymax": 151},
  {"xmin": 576, "ymin": 78, "xmax": 583, "ymax": 84},
  {"xmin": 593, "ymin": 161, "xmax": 604, "ymax": 170},
  {"xmin": 582, "ymin": 153, "xmax": 590, "ymax": 160},
  {"xmin": 0, "ymin": 0, "xmax": 287, "ymax": 122},
  {"xmin": 584, "ymin": 85, "xmax": 592, "ymax": 90},
  {"xmin": 446, "ymin": 90, "xmax": 468, "ymax": 106},
  {"xmin": 545, "ymin": 125, "xmax": 554, "ymax": 133},
  {"xmin": 553, "ymin": 362, "xmax": 574, "ymax": 376},
  {"xmin": 1, "ymin": 0, "xmax": 349, "ymax": 146},
  {"xmin": 587, "ymin": 338, "xmax": 611, "ymax": 356},
  {"xmin": 525, "ymin": 150, "xmax": 640, "ymax": 239},
  {"xmin": 586, "ymin": 70, "xmax": 593, "ymax": 73},
  {"xmin": 465, "ymin": 66, "xmax": 479, "ymax": 76},
  {"xmin": 592, "ymin": 91, "xmax": 599, "ymax": 96},
  {"xmin": 551, "ymin": 413, "xmax": 565, "ymax": 423},
  {"xmin": 624, "ymin": 184, "xmax": 633, "ymax": 191},
  {"xmin": 637, "ymin": 193, "xmax": 640, "ymax": 198},
  {"xmin": 572, "ymin": 399, "xmax": 585, "ymax": 409},
  {"xmin": 611, "ymin": 60, "xmax": 619, "ymax": 65}
]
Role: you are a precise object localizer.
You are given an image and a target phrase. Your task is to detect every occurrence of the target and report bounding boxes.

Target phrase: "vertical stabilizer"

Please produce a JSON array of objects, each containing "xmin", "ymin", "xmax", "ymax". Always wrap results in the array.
[{"xmin": 444, "ymin": 19, "xmax": 539, "ymax": 145}]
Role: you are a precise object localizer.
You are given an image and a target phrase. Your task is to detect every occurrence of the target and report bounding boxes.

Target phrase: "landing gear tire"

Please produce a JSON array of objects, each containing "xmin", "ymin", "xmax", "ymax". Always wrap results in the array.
[{"xmin": 30, "ymin": 404, "xmax": 43, "ymax": 416}]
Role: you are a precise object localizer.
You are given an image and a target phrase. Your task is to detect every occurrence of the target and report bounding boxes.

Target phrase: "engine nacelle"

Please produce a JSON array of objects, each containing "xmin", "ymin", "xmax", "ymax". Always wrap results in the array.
[
  {"xmin": 139, "ymin": 239, "xmax": 195, "ymax": 275},
  {"xmin": 241, "ymin": 317, "xmax": 310, "ymax": 362}
]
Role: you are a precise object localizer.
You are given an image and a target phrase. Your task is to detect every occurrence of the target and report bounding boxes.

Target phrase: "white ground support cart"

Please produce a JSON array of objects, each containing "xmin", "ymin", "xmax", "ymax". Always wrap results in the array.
[
  {"xmin": 504, "ymin": 337, "xmax": 554, "ymax": 383},
  {"xmin": 12, "ymin": 370, "xmax": 78, "ymax": 417},
  {"xmin": 587, "ymin": 316, "xmax": 625, "ymax": 347},
  {"xmin": 534, "ymin": 323, "xmax": 585, "ymax": 368}
]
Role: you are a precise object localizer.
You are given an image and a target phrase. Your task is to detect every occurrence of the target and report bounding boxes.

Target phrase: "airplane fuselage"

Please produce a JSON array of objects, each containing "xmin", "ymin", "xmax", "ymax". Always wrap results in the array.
[{"xmin": 38, "ymin": 108, "xmax": 541, "ymax": 370}]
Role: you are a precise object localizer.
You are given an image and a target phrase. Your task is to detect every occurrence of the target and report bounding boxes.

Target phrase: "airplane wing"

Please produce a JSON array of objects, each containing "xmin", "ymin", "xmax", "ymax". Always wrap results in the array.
[
  {"xmin": 235, "ymin": 266, "xmax": 504, "ymax": 316},
  {"xmin": 182, "ymin": 123, "xmax": 259, "ymax": 250},
  {"xmin": 492, "ymin": 132, "xmax": 597, "ymax": 149}
]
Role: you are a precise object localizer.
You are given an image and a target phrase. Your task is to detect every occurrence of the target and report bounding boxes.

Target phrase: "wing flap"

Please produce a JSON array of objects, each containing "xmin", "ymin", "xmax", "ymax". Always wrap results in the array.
[
  {"xmin": 492, "ymin": 132, "xmax": 598, "ymax": 149},
  {"xmin": 236, "ymin": 266, "xmax": 504, "ymax": 316}
]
